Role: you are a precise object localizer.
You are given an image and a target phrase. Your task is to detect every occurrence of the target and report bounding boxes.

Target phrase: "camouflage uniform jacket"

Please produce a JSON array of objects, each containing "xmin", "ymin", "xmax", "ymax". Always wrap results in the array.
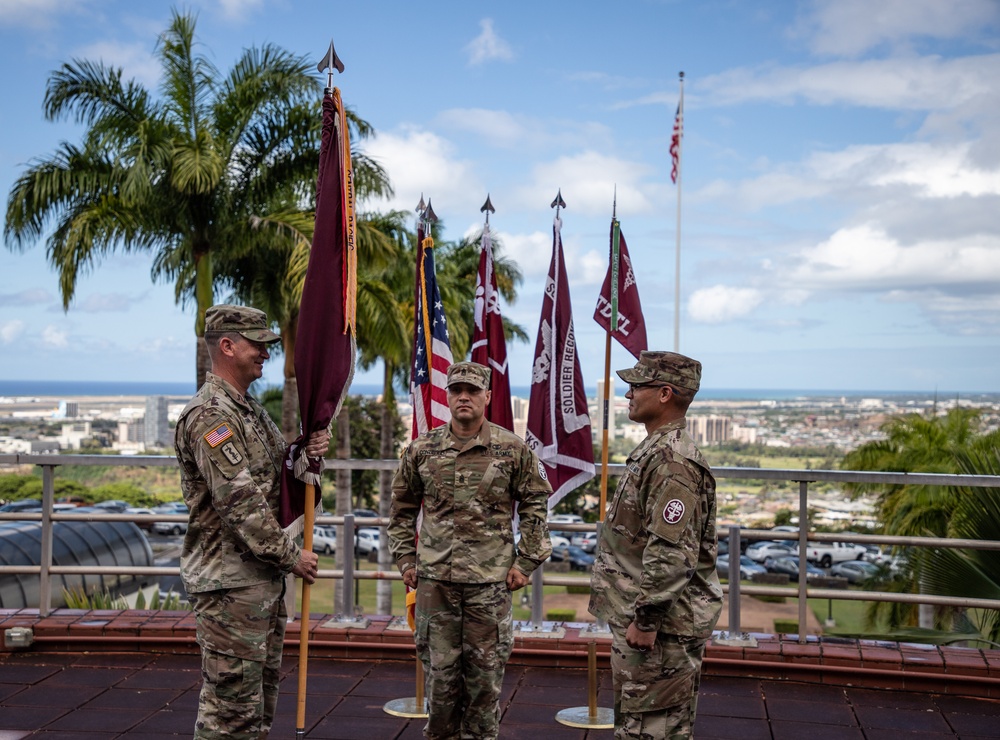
[
  {"xmin": 589, "ymin": 418, "xmax": 723, "ymax": 637},
  {"xmin": 389, "ymin": 421, "xmax": 553, "ymax": 583},
  {"xmin": 175, "ymin": 373, "xmax": 301, "ymax": 593}
]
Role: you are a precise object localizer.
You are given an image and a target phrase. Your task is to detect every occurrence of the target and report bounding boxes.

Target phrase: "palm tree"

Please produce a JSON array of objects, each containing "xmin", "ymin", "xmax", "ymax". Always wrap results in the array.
[
  {"xmin": 842, "ymin": 407, "xmax": 987, "ymax": 631},
  {"xmin": 5, "ymin": 10, "xmax": 320, "ymax": 386}
]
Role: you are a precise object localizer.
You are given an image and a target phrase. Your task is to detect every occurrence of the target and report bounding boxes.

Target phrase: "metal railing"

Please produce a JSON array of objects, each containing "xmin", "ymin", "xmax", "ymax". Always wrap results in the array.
[{"xmin": 3, "ymin": 453, "xmax": 1000, "ymax": 644}]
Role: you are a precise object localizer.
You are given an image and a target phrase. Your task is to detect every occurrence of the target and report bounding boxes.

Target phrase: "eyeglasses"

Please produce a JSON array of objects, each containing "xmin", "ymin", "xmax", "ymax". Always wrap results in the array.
[{"xmin": 627, "ymin": 382, "xmax": 670, "ymax": 393}]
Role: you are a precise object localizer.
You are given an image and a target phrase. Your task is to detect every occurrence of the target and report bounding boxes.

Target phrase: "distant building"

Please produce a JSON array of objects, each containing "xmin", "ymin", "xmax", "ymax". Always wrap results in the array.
[
  {"xmin": 56, "ymin": 400, "xmax": 79, "ymax": 419},
  {"xmin": 511, "ymin": 396, "xmax": 529, "ymax": 440},
  {"xmin": 144, "ymin": 396, "xmax": 171, "ymax": 449},
  {"xmin": 687, "ymin": 415, "xmax": 732, "ymax": 446}
]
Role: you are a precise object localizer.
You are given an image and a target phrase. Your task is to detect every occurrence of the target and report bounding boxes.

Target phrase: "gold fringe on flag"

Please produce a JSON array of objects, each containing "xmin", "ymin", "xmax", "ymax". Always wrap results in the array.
[{"xmin": 333, "ymin": 87, "xmax": 357, "ymax": 337}]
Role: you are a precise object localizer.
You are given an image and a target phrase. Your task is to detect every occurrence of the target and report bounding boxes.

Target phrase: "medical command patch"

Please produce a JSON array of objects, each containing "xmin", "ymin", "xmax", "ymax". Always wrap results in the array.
[{"xmin": 204, "ymin": 423, "xmax": 234, "ymax": 448}]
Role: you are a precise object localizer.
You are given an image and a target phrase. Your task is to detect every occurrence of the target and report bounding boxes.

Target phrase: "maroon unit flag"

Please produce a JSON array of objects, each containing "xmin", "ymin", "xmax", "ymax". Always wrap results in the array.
[
  {"xmin": 526, "ymin": 213, "xmax": 595, "ymax": 507},
  {"xmin": 278, "ymin": 87, "xmax": 357, "ymax": 533},
  {"xmin": 670, "ymin": 102, "xmax": 683, "ymax": 184},
  {"xmin": 410, "ymin": 226, "xmax": 453, "ymax": 438},
  {"xmin": 594, "ymin": 223, "xmax": 648, "ymax": 360},
  {"xmin": 471, "ymin": 228, "xmax": 514, "ymax": 431}
]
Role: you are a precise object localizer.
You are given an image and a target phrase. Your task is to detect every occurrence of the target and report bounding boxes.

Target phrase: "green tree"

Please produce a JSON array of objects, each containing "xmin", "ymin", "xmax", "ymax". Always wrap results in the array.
[
  {"xmin": 5, "ymin": 10, "xmax": 321, "ymax": 386},
  {"xmin": 842, "ymin": 408, "xmax": 988, "ymax": 632}
]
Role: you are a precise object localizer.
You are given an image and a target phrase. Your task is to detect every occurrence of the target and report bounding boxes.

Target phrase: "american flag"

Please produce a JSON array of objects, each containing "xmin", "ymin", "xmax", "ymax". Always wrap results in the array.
[
  {"xmin": 204, "ymin": 423, "xmax": 233, "ymax": 448},
  {"xmin": 670, "ymin": 102, "xmax": 683, "ymax": 184},
  {"xmin": 410, "ymin": 230, "xmax": 453, "ymax": 438}
]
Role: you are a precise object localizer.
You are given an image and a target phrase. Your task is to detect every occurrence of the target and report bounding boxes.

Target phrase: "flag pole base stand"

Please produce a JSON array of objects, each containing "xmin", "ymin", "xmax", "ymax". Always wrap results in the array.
[
  {"xmin": 322, "ymin": 615, "xmax": 371, "ymax": 630},
  {"xmin": 712, "ymin": 631, "xmax": 758, "ymax": 648},
  {"xmin": 513, "ymin": 621, "xmax": 566, "ymax": 639},
  {"xmin": 385, "ymin": 616, "xmax": 413, "ymax": 632},
  {"xmin": 578, "ymin": 622, "xmax": 612, "ymax": 637},
  {"xmin": 555, "ymin": 706, "xmax": 614, "ymax": 729},
  {"xmin": 383, "ymin": 697, "xmax": 428, "ymax": 718}
]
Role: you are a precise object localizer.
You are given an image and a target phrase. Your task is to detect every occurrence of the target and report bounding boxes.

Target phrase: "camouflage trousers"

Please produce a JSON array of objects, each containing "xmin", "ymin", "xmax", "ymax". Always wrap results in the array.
[
  {"xmin": 414, "ymin": 578, "xmax": 514, "ymax": 740},
  {"xmin": 190, "ymin": 578, "xmax": 287, "ymax": 740},
  {"xmin": 609, "ymin": 626, "xmax": 707, "ymax": 740}
]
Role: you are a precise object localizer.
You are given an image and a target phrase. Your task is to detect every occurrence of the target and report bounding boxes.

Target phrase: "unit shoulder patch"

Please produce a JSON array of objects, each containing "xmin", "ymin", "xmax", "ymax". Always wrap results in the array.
[
  {"xmin": 647, "ymin": 487, "xmax": 698, "ymax": 544},
  {"xmin": 221, "ymin": 441, "xmax": 243, "ymax": 465}
]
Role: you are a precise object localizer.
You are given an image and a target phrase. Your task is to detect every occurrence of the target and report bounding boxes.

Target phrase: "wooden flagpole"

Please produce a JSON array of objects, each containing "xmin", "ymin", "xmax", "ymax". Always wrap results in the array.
[{"xmin": 295, "ymin": 489, "xmax": 316, "ymax": 736}]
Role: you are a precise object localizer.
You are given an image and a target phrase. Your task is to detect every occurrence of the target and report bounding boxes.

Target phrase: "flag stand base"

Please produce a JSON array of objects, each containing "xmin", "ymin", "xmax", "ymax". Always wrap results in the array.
[
  {"xmin": 555, "ymin": 706, "xmax": 614, "ymax": 728},
  {"xmin": 383, "ymin": 697, "xmax": 428, "ymax": 718}
]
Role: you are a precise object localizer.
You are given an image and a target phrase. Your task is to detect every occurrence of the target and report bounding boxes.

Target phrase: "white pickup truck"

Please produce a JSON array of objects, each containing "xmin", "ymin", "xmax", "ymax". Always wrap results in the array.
[{"xmin": 798, "ymin": 542, "xmax": 867, "ymax": 568}]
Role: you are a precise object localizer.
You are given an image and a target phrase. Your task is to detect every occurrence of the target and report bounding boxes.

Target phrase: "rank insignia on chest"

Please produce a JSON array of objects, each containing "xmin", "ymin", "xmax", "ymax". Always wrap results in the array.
[{"xmin": 204, "ymin": 423, "xmax": 234, "ymax": 448}]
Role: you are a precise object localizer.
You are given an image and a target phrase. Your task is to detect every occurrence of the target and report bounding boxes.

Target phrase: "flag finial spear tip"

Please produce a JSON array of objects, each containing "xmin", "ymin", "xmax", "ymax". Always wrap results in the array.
[
  {"xmin": 415, "ymin": 194, "xmax": 426, "ymax": 213},
  {"xmin": 550, "ymin": 189, "xmax": 566, "ymax": 210},
  {"xmin": 423, "ymin": 198, "xmax": 438, "ymax": 224},
  {"xmin": 480, "ymin": 194, "xmax": 495, "ymax": 223},
  {"xmin": 317, "ymin": 40, "xmax": 345, "ymax": 89}
]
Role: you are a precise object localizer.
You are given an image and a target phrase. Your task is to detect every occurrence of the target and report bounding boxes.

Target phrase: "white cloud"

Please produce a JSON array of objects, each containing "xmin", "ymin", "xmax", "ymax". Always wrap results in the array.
[
  {"xmin": 0, "ymin": 320, "xmax": 25, "ymax": 343},
  {"xmin": 41, "ymin": 325, "xmax": 68, "ymax": 348},
  {"xmin": 464, "ymin": 18, "xmax": 513, "ymax": 66},
  {"xmin": 0, "ymin": 0, "xmax": 83, "ymax": 28},
  {"xmin": 0, "ymin": 288, "xmax": 52, "ymax": 306},
  {"xmin": 362, "ymin": 127, "xmax": 482, "ymax": 218},
  {"xmin": 73, "ymin": 40, "xmax": 160, "ymax": 87},
  {"xmin": 787, "ymin": 224, "xmax": 1000, "ymax": 290},
  {"xmin": 884, "ymin": 289, "xmax": 1000, "ymax": 335},
  {"xmin": 218, "ymin": 0, "xmax": 264, "ymax": 21},
  {"xmin": 688, "ymin": 285, "xmax": 763, "ymax": 323},
  {"xmin": 511, "ymin": 151, "xmax": 663, "ymax": 216},
  {"xmin": 77, "ymin": 293, "xmax": 136, "ymax": 313},
  {"xmin": 436, "ymin": 108, "xmax": 612, "ymax": 151},
  {"xmin": 796, "ymin": 0, "xmax": 1000, "ymax": 58},
  {"xmin": 697, "ymin": 55, "xmax": 1000, "ymax": 111}
]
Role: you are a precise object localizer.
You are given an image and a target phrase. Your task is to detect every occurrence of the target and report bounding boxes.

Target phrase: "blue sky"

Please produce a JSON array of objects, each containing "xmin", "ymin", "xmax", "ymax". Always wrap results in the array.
[{"xmin": 1, "ymin": 0, "xmax": 998, "ymax": 393}]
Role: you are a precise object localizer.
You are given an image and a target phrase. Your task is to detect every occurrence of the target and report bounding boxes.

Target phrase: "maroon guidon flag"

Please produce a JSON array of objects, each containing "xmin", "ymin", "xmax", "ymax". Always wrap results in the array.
[
  {"xmin": 526, "ymin": 210, "xmax": 595, "ymax": 508},
  {"xmin": 278, "ymin": 86, "xmax": 357, "ymax": 533},
  {"xmin": 594, "ymin": 221, "xmax": 648, "ymax": 360},
  {"xmin": 410, "ymin": 217, "xmax": 453, "ymax": 438},
  {"xmin": 471, "ymin": 227, "xmax": 514, "ymax": 431}
]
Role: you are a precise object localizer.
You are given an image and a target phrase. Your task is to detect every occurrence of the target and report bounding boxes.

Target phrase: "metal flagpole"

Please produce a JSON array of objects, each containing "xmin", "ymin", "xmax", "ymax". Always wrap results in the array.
[{"xmin": 673, "ymin": 71, "xmax": 684, "ymax": 352}]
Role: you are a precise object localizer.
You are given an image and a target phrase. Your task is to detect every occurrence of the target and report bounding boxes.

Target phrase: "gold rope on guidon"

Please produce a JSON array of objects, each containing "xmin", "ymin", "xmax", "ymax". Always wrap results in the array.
[{"xmin": 334, "ymin": 87, "xmax": 357, "ymax": 337}]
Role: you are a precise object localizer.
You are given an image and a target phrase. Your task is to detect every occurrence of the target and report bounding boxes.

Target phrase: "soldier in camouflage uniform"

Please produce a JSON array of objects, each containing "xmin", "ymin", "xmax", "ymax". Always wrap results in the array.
[
  {"xmin": 389, "ymin": 361, "xmax": 553, "ymax": 740},
  {"xmin": 589, "ymin": 351, "xmax": 723, "ymax": 740},
  {"xmin": 174, "ymin": 305, "xmax": 327, "ymax": 740}
]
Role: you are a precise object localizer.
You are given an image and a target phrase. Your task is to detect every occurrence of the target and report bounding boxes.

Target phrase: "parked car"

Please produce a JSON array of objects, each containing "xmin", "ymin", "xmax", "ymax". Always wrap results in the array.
[
  {"xmin": 745, "ymin": 542, "xmax": 795, "ymax": 563},
  {"xmin": 829, "ymin": 560, "xmax": 880, "ymax": 584},
  {"xmin": 312, "ymin": 526, "xmax": 337, "ymax": 555},
  {"xmin": 0, "ymin": 499, "xmax": 42, "ymax": 512},
  {"xmin": 152, "ymin": 502, "xmax": 189, "ymax": 535},
  {"xmin": 93, "ymin": 500, "xmax": 130, "ymax": 512},
  {"xmin": 716, "ymin": 555, "xmax": 767, "ymax": 580},
  {"xmin": 570, "ymin": 532, "xmax": 598, "ymax": 553},
  {"xmin": 550, "ymin": 533, "xmax": 571, "ymax": 549},
  {"xmin": 717, "ymin": 538, "xmax": 729, "ymax": 556},
  {"xmin": 548, "ymin": 514, "xmax": 583, "ymax": 525},
  {"xmin": 351, "ymin": 508, "xmax": 379, "ymax": 521},
  {"xmin": 551, "ymin": 545, "xmax": 595, "ymax": 571},
  {"xmin": 355, "ymin": 528, "xmax": 380, "ymax": 555},
  {"xmin": 765, "ymin": 556, "xmax": 825, "ymax": 582},
  {"xmin": 126, "ymin": 507, "xmax": 157, "ymax": 531},
  {"xmin": 797, "ymin": 541, "xmax": 867, "ymax": 568}
]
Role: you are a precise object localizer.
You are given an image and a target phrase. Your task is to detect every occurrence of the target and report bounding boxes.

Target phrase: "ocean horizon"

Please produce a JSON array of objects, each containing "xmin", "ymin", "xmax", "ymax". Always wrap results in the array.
[{"xmin": 1, "ymin": 379, "xmax": 995, "ymax": 402}]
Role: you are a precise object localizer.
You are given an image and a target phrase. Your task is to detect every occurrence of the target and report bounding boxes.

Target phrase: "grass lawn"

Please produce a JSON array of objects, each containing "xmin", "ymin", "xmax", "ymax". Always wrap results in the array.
[{"xmin": 808, "ymin": 595, "xmax": 890, "ymax": 635}]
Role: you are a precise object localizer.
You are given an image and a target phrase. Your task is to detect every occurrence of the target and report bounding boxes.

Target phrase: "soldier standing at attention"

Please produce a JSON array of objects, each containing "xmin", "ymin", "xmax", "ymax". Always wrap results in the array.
[
  {"xmin": 389, "ymin": 361, "xmax": 553, "ymax": 740},
  {"xmin": 175, "ymin": 305, "xmax": 327, "ymax": 740},
  {"xmin": 589, "ymin": 351, "xmax": 723, "ymax": 740}
]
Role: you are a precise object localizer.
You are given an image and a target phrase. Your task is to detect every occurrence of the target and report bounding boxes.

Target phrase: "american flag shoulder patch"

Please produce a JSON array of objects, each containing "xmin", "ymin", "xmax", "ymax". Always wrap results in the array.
[{"xmin": 204, "ymin": 423, "xmax": 234, "ymax": 448}]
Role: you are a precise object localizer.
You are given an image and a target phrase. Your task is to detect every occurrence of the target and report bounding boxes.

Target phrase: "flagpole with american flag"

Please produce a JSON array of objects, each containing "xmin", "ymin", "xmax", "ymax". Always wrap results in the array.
[{"xmin": 671, "ymin": 71, "xmax": 685, "ymax": 352}]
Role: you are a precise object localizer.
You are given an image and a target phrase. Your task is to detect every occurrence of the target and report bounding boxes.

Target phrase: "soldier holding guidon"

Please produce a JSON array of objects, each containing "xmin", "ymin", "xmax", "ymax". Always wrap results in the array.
[
  {"xmin": 389, "ymin": 361, "xmax": 553, "ymax": 740},
  {"xmin": 590, "ymin": 351, "xmax": 723, "ymax": 740},
  {"xmin": 175, "ymin": 305, "xmax": 328, "ymax": 740}
]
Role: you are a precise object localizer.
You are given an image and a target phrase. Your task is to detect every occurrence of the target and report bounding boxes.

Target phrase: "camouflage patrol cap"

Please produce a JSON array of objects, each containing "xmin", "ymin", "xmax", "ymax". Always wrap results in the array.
[
  {"xmin": 204, "ymin": 304, "xmax": 281, "ymax": 344},
  {"xmin": 446, "ymin": 361, "xmax": 491, "ymax": 390},
  {"xmin": 616, "ymin": 350, "xmax": 701, "ymax": 392}
]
